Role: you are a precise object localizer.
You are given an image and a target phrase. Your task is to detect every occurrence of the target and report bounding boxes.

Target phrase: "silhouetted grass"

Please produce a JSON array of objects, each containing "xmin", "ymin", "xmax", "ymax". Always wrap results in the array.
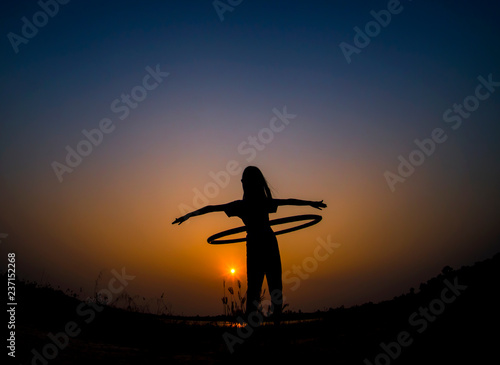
[
  {"xmin": 5, "ymin": 251, "xmax": 499, "ymax": 364},
  {"xmin": 222, "ymin": 279, "xmax": 246, "ymax": 318}
]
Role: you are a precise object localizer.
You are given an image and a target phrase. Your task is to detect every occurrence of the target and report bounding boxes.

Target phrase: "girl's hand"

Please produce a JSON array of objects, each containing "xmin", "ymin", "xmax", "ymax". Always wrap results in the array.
[
  {"xmin": 311, "ymin": 200, "xmax": 327, "ymax": 210},
  {"xmin": 172, "ymin": 214, "xmax": 189, "ymax": 225}
]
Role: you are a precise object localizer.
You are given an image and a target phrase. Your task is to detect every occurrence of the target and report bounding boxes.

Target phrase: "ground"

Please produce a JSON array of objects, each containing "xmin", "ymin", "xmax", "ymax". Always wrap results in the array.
[{"xmin": 8, "ymin": 252, "xmax": 500, "ymax": 365}]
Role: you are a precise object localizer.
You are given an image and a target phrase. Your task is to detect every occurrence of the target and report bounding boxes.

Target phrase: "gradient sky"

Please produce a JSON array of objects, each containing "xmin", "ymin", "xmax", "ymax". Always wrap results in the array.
[{"xmin": 1, "ymin": 0, "xmax": 499, "ymax": 315}]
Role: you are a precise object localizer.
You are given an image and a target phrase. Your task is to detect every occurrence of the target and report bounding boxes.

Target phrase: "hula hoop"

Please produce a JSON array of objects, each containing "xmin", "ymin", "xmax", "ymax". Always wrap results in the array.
[{"xmin": 207, "ymin": 214, "xmax": 322, "ymax": 244}]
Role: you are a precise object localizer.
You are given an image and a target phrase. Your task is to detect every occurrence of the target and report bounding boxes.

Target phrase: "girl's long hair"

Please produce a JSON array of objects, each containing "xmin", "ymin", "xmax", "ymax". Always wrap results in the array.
[{"xmin": 241, "ymin": 166, "xmax": 273, "ymax": 201}]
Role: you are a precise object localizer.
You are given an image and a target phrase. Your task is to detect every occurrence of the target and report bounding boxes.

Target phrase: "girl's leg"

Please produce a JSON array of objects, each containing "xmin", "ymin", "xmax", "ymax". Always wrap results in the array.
[
  {"xmin": 265, "ymin": 247, "xmax": 283, "ymax": 325},
  {"xmin": 245, "ymin": 252, "xmax": 265, "ymax": 321}
]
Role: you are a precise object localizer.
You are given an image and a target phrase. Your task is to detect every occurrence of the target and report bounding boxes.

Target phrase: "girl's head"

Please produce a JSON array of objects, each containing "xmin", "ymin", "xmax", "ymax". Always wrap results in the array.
[{"xmin": 241, "ymin": 166, "xmax": 272, "ymax": 200}]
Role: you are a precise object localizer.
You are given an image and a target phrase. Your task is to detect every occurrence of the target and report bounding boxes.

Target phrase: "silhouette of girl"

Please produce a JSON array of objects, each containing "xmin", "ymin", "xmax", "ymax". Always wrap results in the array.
[{"xmin": 173, "ymin": 166, "xmax": 326, "ymax": 324}]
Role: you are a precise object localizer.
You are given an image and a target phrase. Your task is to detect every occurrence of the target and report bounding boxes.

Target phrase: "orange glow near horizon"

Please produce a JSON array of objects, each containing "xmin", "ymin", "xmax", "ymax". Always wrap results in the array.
[{"xmin": 2, "ymin": 122, "xmax": 499, "ymax": 316}]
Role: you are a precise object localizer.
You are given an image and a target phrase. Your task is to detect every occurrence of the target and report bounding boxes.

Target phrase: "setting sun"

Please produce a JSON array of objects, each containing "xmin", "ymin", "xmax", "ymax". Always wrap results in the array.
[{"xmin": 230, "ymin": 268, "xmax": 235, "ymax": 275}]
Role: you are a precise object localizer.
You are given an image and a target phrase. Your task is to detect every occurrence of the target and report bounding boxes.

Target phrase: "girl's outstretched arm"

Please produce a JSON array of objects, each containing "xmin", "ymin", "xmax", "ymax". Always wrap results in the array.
[
  {"xmin": 172, "ymin": 204, "xmax": 230, "ymax": 225},
  {"xmin": 275, "ymin": 199, "xmax": 327, "ymax": 210}
]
